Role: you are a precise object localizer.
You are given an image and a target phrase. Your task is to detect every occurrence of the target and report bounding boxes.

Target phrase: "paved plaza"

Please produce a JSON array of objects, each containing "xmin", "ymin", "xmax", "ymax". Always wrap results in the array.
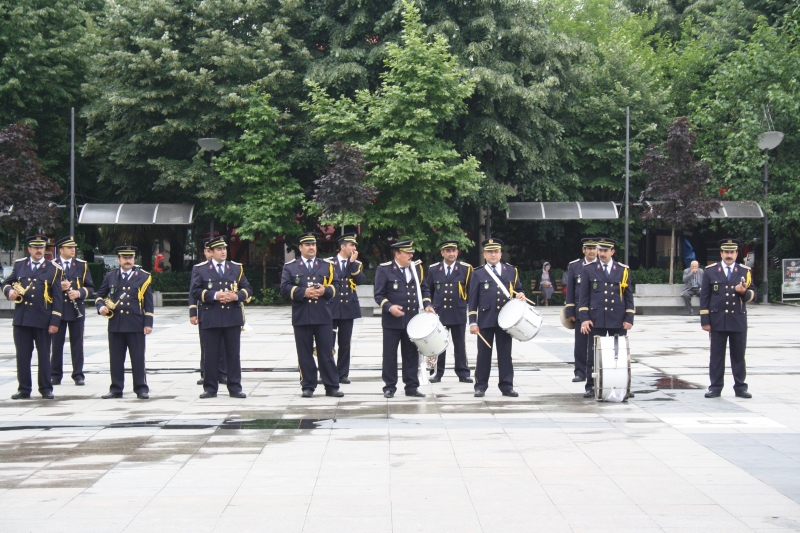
[{"xmin": 1, "ymin": 305, "xmax": 799, "ymax": 532}]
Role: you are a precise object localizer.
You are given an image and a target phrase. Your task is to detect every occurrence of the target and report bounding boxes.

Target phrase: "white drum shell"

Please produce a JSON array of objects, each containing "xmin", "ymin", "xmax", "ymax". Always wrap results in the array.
[
  {"xmin": 406, "ymin": 313, "xmax": 450, "ymax": 357},
  {"xmin": 497, "ymin": 299, "xmax": 543, "ymax": 342},
  {"xmin": 593, "ymin": 335, "xmax": 631, "ymax": 402}
]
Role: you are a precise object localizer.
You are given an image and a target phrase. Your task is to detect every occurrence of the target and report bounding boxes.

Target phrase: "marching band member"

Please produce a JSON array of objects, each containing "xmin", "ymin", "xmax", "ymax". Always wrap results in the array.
[
  {"xmin": 3, "ymin": 235, "xmax": 62, "ymax": 400},
  {"xmin": 468, "ymin": 238, "xmax": 525, "ymax": 397},
  {"xmin": 280, "ymin": 233, "xmax": 343, "ymax": 398},
  {"xmin": 328, "ymin": 232, "xmax": 366, "ymax": 384},
  {"xmin": 374, "ymin": 240, "xmax": 431, "ymax": 398},
  {"xmin": 701, "ymin": 238, "xmax": 757, "ymax": 399},
  {"xmin": 95, "ymin": 245, "xmax": 153, "ymax": 399},
  {"xmin": 578, "ymin": 238, "xmax": 635, "ymax": 399},
  {"xmin": 427, "ymin": 240, "xmax": 472, "ymax": 383},
  {"xmin": 564, "ymin": 237, "xmax": 598, "ymax": 382}
]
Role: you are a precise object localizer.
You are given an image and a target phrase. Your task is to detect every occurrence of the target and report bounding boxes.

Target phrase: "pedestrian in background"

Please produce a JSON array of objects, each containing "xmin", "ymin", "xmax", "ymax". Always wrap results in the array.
[
  {"xmin": 537, "ymin": 262, "xmax": 555, "ymax": 306},
  {"xmin": 681, "ymin": 260, "xmax": 703, "ymax": 315}
]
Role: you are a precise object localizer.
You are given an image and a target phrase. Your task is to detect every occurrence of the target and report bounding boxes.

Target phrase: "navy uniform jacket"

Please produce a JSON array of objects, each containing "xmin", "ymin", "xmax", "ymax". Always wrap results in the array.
[
  {"xmin": 188, "ymin": 262, "xmax": 202, "ymax": 321},
  {"xmin": 190, "ymin": 260, "xmax": 252, "ymax": 329},
  {"xmin": 373, "ymin": 260, "xmax": 431, "ymax": 329},
  {"xmin": 328, "ymin": 256, "xmax": 366, "ymax": 320},
  {"xmin": 428, "ymin": 261, "xmax": 472, "ymax": 326},
  {"xmin": 54, "ymin": 257, "xmax": 94, "ymax": 321},
  {"xmin": 280, "ymin": 257, "xmax": 336, "ymax": 326},
  {"xmin": 95, "ymin": 267, "xmax": 154, "ymax": 332},
  {"xmin": 564, "ymin": 257, "xmax": 597, "ymax": 320},
  {"xmin": 2, "ymin": 257, "xmax": 63, "ymax": 328},
  {"xmin": 468, "ymin": 263, "xmax": 523, "ymax": 329},
  {"xmin": 699, "ymin": 262, "xmax": 756, "ymax": 332},
  {"xmin": 578, "ymin": 260, "xmax": 634, "ymax": 328}
]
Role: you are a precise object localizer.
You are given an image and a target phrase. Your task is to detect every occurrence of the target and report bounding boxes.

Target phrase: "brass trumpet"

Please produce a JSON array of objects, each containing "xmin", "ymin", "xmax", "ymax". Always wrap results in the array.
[
  {"xmin": 102, "ymin": 296, "xmax": 119, "ymax": 319},
  {"xmin": 11, "ymin": 281, "xmax": 32, "ymax": 304}
]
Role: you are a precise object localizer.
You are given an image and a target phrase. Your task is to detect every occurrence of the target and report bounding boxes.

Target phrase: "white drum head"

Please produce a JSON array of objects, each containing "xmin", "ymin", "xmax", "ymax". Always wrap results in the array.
[
  {"xmin": 497, "ymin": 299, "xmax": 525, "ymax": 330},
  {"xmin": 406, "ymin": 313, "xmax": 438, "ymax": 341}
]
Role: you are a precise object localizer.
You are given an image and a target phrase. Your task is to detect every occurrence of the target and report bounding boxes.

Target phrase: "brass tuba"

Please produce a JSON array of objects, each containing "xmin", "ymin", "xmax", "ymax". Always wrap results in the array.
[
  {"xmin": 102, "ymin": 296, "xmax": 119, "ymax": 319},
  {"xmin": 11, "ymin": 281, "xmax": 32, "ymax": 304}
]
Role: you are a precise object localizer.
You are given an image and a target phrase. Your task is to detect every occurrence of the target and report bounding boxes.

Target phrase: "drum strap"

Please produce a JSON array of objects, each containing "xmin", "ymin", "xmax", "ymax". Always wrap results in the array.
[
  {"xmin": 410, "ymin": 264, "xmax": 424, "ymax": 311},
  {"xmin": 485, "ymin": 265, "xmax": 511, "ymax": 299}
]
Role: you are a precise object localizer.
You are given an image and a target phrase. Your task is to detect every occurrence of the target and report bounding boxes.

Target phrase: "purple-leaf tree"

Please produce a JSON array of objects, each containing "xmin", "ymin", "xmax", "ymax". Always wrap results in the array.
[
  {"xmin": 640, "ymin": 118, "xmax": 720, "ymax": 284},
  {"xmin": 0, "ymin": 123, "xmax": 62, "ymax": 258},
  {"xmin": 313, "ymin": 142, "xmax": 378, "ymax": 235}
]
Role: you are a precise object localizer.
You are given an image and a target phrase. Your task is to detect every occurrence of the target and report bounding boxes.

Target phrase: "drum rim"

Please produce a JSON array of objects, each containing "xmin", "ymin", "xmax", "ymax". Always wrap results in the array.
[
  {"xmin": 406, "ymin": 312, "xmax": 440, "ymax": 340},
  {"xmin": 498, "ymin": 299, "xmax": 543, "ymax": 330},
  {"xmin": 594, "ymin": 335, "xmax": 632, "ymax": 400}
]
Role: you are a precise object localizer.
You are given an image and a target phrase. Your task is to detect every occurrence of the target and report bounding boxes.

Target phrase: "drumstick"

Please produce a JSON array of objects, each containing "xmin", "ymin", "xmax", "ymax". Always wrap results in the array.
[
  {"xmin": 524, "ymin": 297, "xmax": 537, "ymax": 306},
  {"xmin": 476, "ymin": 331, "xmax": 492, "ymax": 349}
]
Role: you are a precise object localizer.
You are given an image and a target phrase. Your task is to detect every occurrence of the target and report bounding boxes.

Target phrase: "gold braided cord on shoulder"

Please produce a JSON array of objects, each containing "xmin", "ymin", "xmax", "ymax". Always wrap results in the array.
[
  {"xmin": 44, "ymin": 281, "xmax": 53, "ymax": 304},
  {"xmin": 620, "ymin": 267, "xmax": 629, "ymax": 298},
  {"xmin": 237, "ymin": 264, "xmax": 244, "ymax": 282},
  {"xmin": 138, "ymin": 274, "xmax": 152, "ymax": 307}
]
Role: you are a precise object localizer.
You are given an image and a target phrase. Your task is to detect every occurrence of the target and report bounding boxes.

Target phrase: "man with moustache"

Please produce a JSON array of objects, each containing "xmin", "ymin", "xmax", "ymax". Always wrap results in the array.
[
  {"xmin": 427, "ymin": 240, "xmax": 473, "ymax": 383},
  {"xmin": 51, "ymin": 235, "xmax": 94, "ymax": 386},
  {"xmin": 3, "ymin": 235, "xmax": 63, "ymax": 400},
  {"xmin": 190, "ymin": 237, "xmax": 227, "ymax": 386},
  {"xmin": 564, "ymin": 237, "xmax": 599, "ymax": 382},
  {"xmin": 280, "ymin": 233, "xmax": 343, "ymax": 398}
]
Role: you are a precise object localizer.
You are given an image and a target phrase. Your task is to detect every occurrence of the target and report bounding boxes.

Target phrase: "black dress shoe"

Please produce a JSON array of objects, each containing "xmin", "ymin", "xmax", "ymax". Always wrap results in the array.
[
  {"xmin": 326, "ymin": 389, "xmax": 344, "ymax": 397},
  {"xmin": 41, "ymin": 391, "xmax": 55, "ymax": 400},
  {"xmin": 74, "ymin": 378, "xmax": 85, "ymax": 386},
  {"xmin": 572, "ymin": 376, "xmax": 586, "ymax": 382},
  {"xmin": 102, "ymin": 392, "xmax": 123, "ymax": 399},
  {"xmin": 137, "ymin": 392, "xmax": 149, "ymax": 400},
  {"xmin": 628, "ymin": 392, "xmax": 635, "ymax": 398},
  {"xmin": 704, "ymin": 390, "xmax": 721, "ymax": 398},
  {"xmin": 405, "ymin": 390, "xmax": 426, "ymax": 397},
  {"xmin": 735, "ymin": 390, "xmax": 752, "ymax": 399},
  {"xmin": 459, "ymin": 377, "xmax": 474, "ymax": 383},
  {"xmin": 219, "ymin": 377, "xmax": 228, "ymax": 385},
  {"xmin": 474, "ymin": 390, "xmax": 485, "ymax": 397},
  {"xmin": 11, "ymin": 392, "xmax": 31, "ymax": 400},
  {"xmin": 301, "ymin": 389, "xmax": 314, "ymax": 398},
  {"xmin": 339, "ymin": 376, "xmax": 351, "ymax": 384},
  {"xmin": 384, "ymin": 390, "xmax": 394, "ymax": 398},
  {"xmin": 199, "ymin": 391, "xmax": 217, "ymax": 399},
  {"xmin": 583, "ymin": 390, "xmax": 594, "ymax": 399},
  {"xmin": 229, "ymin": 391, "xmax": 247, "ymax": 399},
  {"xmin": 196, "ymin": 379, "xmax": 204, "ymax": 385},
  {"xmin": 51, "ymin": 378, "xmax": 62, "ymax": 385},
  {"xmin": 502, "ymin": 389, "xmax": 519, "ymax": 397},
  {"xmin": 429, "ymin": 376, "xmax": 441, "ymax": 383}
]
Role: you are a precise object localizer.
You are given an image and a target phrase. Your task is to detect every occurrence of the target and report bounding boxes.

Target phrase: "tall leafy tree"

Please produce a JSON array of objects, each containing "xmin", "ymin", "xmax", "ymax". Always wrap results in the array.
[
  {"xmin": 305, "ymin": 0, "xmax": 484, "ymax": 252},
  {"xmin": 0, "ymin": 124, "xmax": 62, "ymax": 256},
  {"xmin": 640, "ymin": 118, "xmax": 720, "ymax": 282},
  {"xmin": 212, "ymin": 93, "xmax": 304, "ymax": 241}
]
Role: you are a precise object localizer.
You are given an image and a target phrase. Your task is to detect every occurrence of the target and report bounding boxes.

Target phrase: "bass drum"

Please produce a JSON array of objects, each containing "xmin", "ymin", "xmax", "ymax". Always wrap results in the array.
[
  {"xmin": 497, "ymin": 299, "xmax": 543, "ymax": 342},
  {"xmin": 593, "ymin": 335, "xmax": 631, "ymax": 402},
  {"xmin": 406, "ymin": 312, "xmax": 450, "ymax": 357}
]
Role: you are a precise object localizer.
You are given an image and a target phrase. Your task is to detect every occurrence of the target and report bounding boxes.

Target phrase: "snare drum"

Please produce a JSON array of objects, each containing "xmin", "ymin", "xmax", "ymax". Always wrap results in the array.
[
  {"xmin": 497, "ymin": 299, "xmax": 543, "ymax": 342},
  {"xmin": 593, "ymin": 335, "xmax": 631, "ymax": 402},
  {"xmin": 406, "ymin": 313, "xmax": 450, "ymax": 357}
]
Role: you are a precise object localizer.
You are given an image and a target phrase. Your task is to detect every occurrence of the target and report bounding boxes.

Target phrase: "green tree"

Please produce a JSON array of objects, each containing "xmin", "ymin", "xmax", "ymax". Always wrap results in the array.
[
  {"xmin": 212, "ymin": 93, "xmax": 304, "ymax": 241},
  {"xmin": 0, "ymin": 0, "xmax": 98, "ymax": 183},
  {"xmin": 304, "ymin": 0, "xmax": 484, "ymax": 252}
]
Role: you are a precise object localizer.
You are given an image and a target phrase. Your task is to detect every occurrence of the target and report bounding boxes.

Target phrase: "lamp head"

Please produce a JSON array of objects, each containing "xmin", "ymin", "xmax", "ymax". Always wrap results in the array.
[{"xmin": 758, "ymin": 131, "xmax": 784, "ymax": 150}]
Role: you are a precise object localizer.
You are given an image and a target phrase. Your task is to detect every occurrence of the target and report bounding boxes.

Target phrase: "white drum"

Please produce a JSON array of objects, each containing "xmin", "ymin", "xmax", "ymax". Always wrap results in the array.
[
  {"xmin": 406, "ymin": 313, "xmax": 450, "ymax": 357},
  {"xmin": 497, "ymin": 299, "xmax": 543, "ymax": 342},
  {"xmin": 593, "ymin": 335, "xmax": 631, "ymax": 402}
]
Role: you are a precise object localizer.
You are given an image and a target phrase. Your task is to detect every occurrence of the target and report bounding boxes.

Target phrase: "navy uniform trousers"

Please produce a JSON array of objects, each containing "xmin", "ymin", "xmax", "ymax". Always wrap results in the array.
[
  {"xmin": 474, "ymin": 327, "xmax": 514, "ymax": 393},
  {"xmin": 108, "ymin": 331, "xmax": 148, "ymax": 395},
  {"xmin": 332, "ymin": 319, "xmax": 354, "ymax": 379},
  {"xmin": 201, "ymin": 326, "xmax": 242, "ymax": 395},
  {"xmin": 15, "ymin": 327, "xmax": 53, "ymax": 395},
  {"xmin": 382, "ymin": 328, "xmax": 419, "ymax": 394},
  {"xmin": 436, "ymin": 324, "xmax": 469, "ymax": 380},
  {"xmin": 709, "ymin": 331, "xmax": 747, "ymax": 393},
  {"xmin": 573, "ymin": 327, "xmax": 590, "ymax": 380},
  {"xmin": 51, "ymin": 321, "xmax": 84, "ymax": 382},
  {"xmin": 198, "ymin": 323, "xmax": 227, "ymax": 380},
  {"xmin": 294, "ymin": 323, "xmax": 338, "ymax": 391}
]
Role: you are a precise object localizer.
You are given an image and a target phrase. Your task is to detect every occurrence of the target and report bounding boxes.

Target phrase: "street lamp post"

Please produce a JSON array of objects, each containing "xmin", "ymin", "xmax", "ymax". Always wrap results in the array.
[
  {"xmin": 198, "ymin": 138, "xmax": 224, "ymax": 237},
  {"xmin": 757, "ymin": 130, "xmax": 784, "ymax": 304}
]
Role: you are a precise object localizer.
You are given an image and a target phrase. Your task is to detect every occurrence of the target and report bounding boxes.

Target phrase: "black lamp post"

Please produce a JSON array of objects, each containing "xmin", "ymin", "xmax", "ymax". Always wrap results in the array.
[
  {"xmin": 198, "ymin": 138, "xmax": 224, "ymax": 236},
  {"xmin": 757, "ymin": 130, "xmax": 783, "ymax": 304}
]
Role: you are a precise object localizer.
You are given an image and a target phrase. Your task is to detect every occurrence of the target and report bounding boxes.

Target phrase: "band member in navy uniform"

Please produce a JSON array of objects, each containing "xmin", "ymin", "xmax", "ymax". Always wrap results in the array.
[
  {"xmin": 189, "ymin": 238, "xmax": 227, "ymax": 386},
  {"xmin": 468, "ymin": 238, "xmax": 525, "ymax": 397},
  {"xmin": 280, "ymin": 233, "xmax": 343, "ymax": 398},
  {"xmin": 700, "ymin": 239, "xmax": 757, "ymax": 399},
  {"xmin": 564, "ymin": 237, "xmax": 598, "ymax": 382},
  {"xmin": 579, "ymin": 238, "xmax": 635, "ymax": 399},
  {"xmin": 428, "ymin": 240, "xmax": 473, "ymax": 383},
  {"xmin": 374, "ymin": 240, "xmax": 432, "ymax": 398},
  {"xmin": 51, "ymin": 235, "xmax": 93, "ymax": 386},
  {"xmin": 96, "ymin": 245, "xmax": 153, "ymax": 399},
  {"xmin": 328, "ymin": 232, "xmax": 366, "ymax": 384},
  {"xmin": 190, "ymin": 236, "xmax": 251, "ymax": 399},
  {"xmin": 3, "ymin": 235, "xmax": 63, "ymax": 399}
]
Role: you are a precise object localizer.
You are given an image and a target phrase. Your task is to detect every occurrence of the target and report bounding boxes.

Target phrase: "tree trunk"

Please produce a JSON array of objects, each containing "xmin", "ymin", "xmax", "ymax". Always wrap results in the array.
[
  {"xmin": 669, "ymin": 226, "xmax": 675, "ymax": 285},
  {"xmin": 341, "ymin": 214, "xmax": 345, "ymax": 236},
  {"xmin": 169, "ymin": 236, "xmax": 185, "ymax": 272},
  {"xmin": 12, "ymin": 233, "xmax": 19, "ymax": 262}
]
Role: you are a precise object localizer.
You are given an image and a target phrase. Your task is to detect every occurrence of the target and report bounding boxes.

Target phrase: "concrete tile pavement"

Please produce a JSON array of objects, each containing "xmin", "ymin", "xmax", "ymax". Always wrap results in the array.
[{"xmin": 0, "ymin": 305, "xmax": 799, "ymax": 532}]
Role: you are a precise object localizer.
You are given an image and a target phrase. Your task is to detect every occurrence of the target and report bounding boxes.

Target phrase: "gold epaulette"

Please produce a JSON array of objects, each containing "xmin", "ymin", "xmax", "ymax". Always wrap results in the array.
[
  {"xmin": 285, "ymin": 258, "xmax": 297, "ymax": 264},
  {"xmin": 617, "ymin": 262, "xmax": 630, "ymax": 268},
  {"xmin": 569, "ymin": 258, "xmax": 581, "ymax": 265},
  {"xmin": 193, "ymin": 261, "xmax": 208, "ymax": 268},
  {"xmin": 705, "ymin": 263, "xmax": 718, "ymax": 269},
  {"xmin": 380, "ymin": 261, "xmax": 392, "ymax": 266},
  {"xmin": 459, "ymin": 261, "xmax": 472, "ymax": 268},
  {"xmin": 429, "ymin": 262, "xmax": 440, "ymax": 268},
  {"xmin": 51, "ymin": 261, "xmax": 63, "ymax": 270},
  {"xmin": 413, "ymin": 259, "xmax": 422, "ymax": 265},
  {"xmin": 15, "ymin": 257, "xmax": 26, "ymax": 262}
]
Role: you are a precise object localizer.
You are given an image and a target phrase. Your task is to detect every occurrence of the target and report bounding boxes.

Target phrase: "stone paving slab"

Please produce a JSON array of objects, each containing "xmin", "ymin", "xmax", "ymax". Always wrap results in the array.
[{"xmin": 0, "ymin": 305, "xmax": 799, "ymax": 532}]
